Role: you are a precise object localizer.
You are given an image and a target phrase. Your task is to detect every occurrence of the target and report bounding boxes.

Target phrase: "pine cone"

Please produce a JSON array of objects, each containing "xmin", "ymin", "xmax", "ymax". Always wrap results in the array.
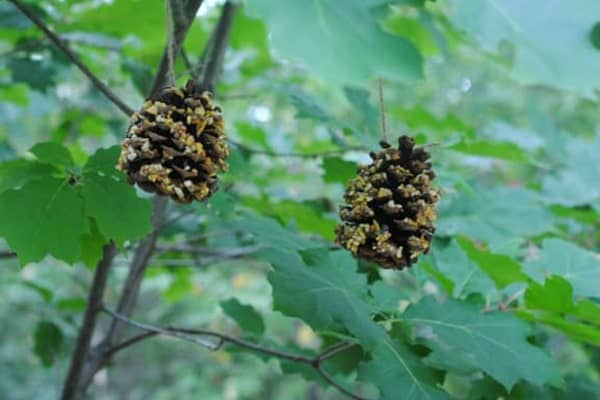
[
  {"xmin": 117, "ymin": 79, "xmax": 229, "ymax": 203},
  {"xmin": 335, "ymin": 136, "xmax": 440, "ymax": 269}
]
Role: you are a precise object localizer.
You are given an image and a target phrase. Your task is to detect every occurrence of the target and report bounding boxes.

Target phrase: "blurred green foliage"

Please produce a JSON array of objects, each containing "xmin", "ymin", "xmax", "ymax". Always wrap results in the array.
[{"xmin": 0, "ymin": 1, "xmax": 599, "ymax": 399}]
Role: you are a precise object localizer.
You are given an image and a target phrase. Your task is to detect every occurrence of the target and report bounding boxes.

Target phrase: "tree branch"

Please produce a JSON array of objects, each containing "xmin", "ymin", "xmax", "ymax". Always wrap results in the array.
[
  {"xmin": 200, "ymin": 1, "xmax": 237, "ymax": 92},
  {"xmin": 7, "ymin": 0, "xmax": 135, "ymax": 116},
  {"xmin": 101, "ymin": 308, "xmax": 369, "ymax": 400},
  {"xmin": 61, "ymin": 245, "xmax": 118, "ymax": 400}
]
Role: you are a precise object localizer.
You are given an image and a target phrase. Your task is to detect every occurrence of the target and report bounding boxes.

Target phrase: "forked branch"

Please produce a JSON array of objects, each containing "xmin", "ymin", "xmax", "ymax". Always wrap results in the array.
[{"xmin": 102, "ymin": 308, "xmax": 370, "ymax": 400}]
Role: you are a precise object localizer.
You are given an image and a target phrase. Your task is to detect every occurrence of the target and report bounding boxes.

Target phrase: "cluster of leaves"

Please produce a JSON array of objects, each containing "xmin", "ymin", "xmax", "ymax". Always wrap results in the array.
[{"xmin": 1, "ymin": 1, "xmax": 599, "ymax": 399}]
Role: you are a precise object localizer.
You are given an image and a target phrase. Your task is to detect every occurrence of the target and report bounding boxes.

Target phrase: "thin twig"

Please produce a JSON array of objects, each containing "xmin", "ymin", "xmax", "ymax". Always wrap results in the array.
[
  {"xmin": 315, "ymin": 367, "xmax": 365, "ymax": 400},
  {"xmin": 317, "ymin": 342, "xmax": 356, "ymax": 363},
  {"xmin": 101, "ymin": 309, "xmax": 370, "ymax": 400},
  {"xmin": 155, "ymin": 244, "xmax": 263, "ymax": 257},
  {"xmin": 7, "ymin": 0, "xmax": 135, "ymax": 116},
  {"xmin": 103, "ymin": 307, "xmax": 219, "ymax": 349},
  {"xmin": 229, "ymin": 139, "xmax": 367, "ymax": 158}
]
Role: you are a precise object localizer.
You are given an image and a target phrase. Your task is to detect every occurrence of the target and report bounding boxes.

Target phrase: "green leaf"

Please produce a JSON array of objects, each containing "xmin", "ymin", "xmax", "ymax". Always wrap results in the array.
[
  {"xmin": 238, "ymin": 213, "xmax": 320, "ymax": 252},
  {"xmin": 247, "ymin": 0, "xmax": 423, "ymax": 85},
  {"xmin": 230, "ymin": 7, "xmax": 272, "ymax": 75},
  {"xmin": 67, "ymin": 0, "xmax": 167, "ymax": 59},
  {"xmin": 56, "ymin": 297, "xmax": 87, "ymax": 312},
  {"xmin": 429, "ymin": 239, "xmax": 496, "ymax": 297},
  {"xmin": 285, "ymin": 86, "xmax": 331, "ymax": 122},
  {"xmin": 243, "ymin": 198, "xmax": 337, "ymax": 240},
  {"xmin": 235, "ymin": 122, "xmax": 269, "ymax": 149},
  {"xmin": 369, "ymin": 281, "xmax": 410, "ymax": 313},
  {"xmin": 520, "ymin": 276, "xmax": 600, "ymax": 346},
  {"xmin": 82, "ymin": 145, "xmax": 121, "ymax": 177},
  {"xmin": 542, "ymin": 138, "xmax": 600, "ymax": 208},
  {"xmin": 22, "ymin": 280, "xmax": 53, "ymax": 302},
  {"xmin": 524, "ymin": 238, "xmax": 600, "ymax": 298},
  {"xmin": 525, "ymin": 275, "xmax": 573, "ymax": 314},
  {"xmin": 457, "ymin": 237, "xmax": 528, "ymax": 289},
  {"xmin": 264, "ymin": 248, "xmax": 385, "ymax": 348},
  {"xmin": 29, "ymin": 142, "xmax": 74, "ymax": 169},
  {"xmin": 445, "ymin": 0, "xmax": 600, "ymax": 95},
  {"xmin": 0, "ymin": 159, "xmax": 57, "ymax": 192},
  {"xmin": 384, "ymin": 13, "xmax": 439, "ymax": 56},
  {"xmin": 33, "ymin": 320, "xmax": 63, "ymax": 367},
  {"xmin": 449, "ymin": 140, "xmax": 529, "ymax": 162},
  {"xmin": 164, "ymin": 268, "xmax": 193, "ymax": 303},
  {"xmin": 590, "ymin": 21, "xmax": 600, "ymax": 49},
  {"xmin": 81, "ymin": 147, "xmax": 152, "ymax": 246},
  {"xmin": 0, "ymin": 178, "xmax": 88, "ymax": 264},
  {"xmin": 438, "ymin": 187, "xmax": 554, "ymax": 248},
  {"xmin": 81, "ymin": 174, "xmax": 152, "ymax": 245},
  {"xmin": 343, "ymin": 86, "xmax": 380, "ymax": 135},
  {"xmin": 7, "ymin": 56, "xmax": 57, "ymax": 92},
  {"xmin": 322, "ymin": 157, "xmax": 356, "ymax": 184},
  {"xmin": 122, "ymin": 58, "xmax": 153, "ymax": 96},
  {"xmin": 517, "ymin": 310, "xmax": 600, "ymax": 347},
  {"xmin": 221, "ymin": 298, "xmax": 266, "ymax": 336},
  {"xmin": 79, "ymin": 219, "xmax": 106, "ymax": 267},
  {"xmin": 404, "ymin": 297, "xmax": 562, "ymax": 390},
  {"xmin": 359, "ymin": 338, "xmax": 450, "ymax": 400}
]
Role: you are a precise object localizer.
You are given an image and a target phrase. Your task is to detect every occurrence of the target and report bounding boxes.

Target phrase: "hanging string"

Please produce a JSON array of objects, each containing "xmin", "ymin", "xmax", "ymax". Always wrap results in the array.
[
  {"xmin": 164, "ymin": 0, "xmax": 176, "ymax": 87},
  {"xmin": 377, "ymin": 78, "xmax": 388, "ymax": 143}
]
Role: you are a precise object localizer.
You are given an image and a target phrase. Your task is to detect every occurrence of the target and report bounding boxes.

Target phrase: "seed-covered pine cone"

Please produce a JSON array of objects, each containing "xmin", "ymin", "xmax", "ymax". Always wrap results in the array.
[
  {"xmin": 335, "ymin": 136, "xmax": 440, "ymax": 269},
  {"xmin": 117, "ymin": 79, "xmax": 229, "ymax": 203}
]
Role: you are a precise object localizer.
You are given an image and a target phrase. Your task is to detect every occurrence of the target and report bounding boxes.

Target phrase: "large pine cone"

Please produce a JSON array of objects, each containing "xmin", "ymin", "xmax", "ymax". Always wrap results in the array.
[
  {"xmin": 117, "ymin": 79, "xmax": 229, "ymax": 203},
  {"xmin": 335, "ymin": 136, "xmax": 440, "ymax": 269}
]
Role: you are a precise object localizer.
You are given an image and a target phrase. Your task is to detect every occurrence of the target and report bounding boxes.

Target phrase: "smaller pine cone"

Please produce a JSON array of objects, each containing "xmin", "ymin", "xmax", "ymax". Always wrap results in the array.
[
  {"xmin": 335, "ymin": 136, "xmax": 440, "ymax": 269},
  {"xmin": 117, "ymin": 79, "xmax": 229, "ymax": 203}
]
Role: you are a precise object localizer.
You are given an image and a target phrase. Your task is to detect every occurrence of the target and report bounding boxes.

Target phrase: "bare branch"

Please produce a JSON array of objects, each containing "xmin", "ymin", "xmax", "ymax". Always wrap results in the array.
[
  {"xmin": 8, "ymin": 0, "xmax": 135, "ymax": 116},
  {"xmin": 61, "ymin": 245, "xmax": 118, "ymax": 400},
  {"xmin": 103, "ymin": 307, "xmax": 219, "ymax": 350},
  {"xmin": 100, "ymin": 309, "xmax": 371, "ymax": 400},
  {"xmin": 200, "ymin": 1, "xmax": 237, "ymax": 92}
]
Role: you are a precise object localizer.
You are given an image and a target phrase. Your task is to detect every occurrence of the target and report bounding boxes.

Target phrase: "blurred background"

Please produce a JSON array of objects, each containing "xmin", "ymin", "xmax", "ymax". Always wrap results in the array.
[{"xmin": 1, "ymin": 0, "xmax": 599, "ymax": 399}]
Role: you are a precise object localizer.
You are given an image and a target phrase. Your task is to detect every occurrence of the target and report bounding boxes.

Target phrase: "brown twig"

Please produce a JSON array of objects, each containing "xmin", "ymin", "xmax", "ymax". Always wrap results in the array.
[
  {"xmin": 101, "ymin": 308, "xmax": 369, "ymax": 400},
  {"xmin": 7, "ymin": 0, "xmax": 135, "ymax": 116}
]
